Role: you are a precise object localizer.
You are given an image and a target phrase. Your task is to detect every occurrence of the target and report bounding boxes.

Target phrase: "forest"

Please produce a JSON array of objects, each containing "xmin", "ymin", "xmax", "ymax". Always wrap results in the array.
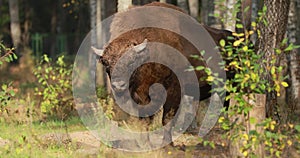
[{"xmin": 0, "ymin": 0, "xmax": 300, "ymax": 157}]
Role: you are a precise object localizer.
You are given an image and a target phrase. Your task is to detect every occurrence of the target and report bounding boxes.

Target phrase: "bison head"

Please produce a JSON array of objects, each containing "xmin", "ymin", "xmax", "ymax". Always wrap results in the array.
[{"xmin": 92, "ymin": 39, "xmax": 149, "ymax": 95}]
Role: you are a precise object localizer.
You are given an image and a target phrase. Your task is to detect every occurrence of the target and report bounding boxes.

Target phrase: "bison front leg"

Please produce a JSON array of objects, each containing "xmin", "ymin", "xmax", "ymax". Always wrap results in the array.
[{"xmin": 162, "ymin": 95, "xmax": 195, "ymax": 148}]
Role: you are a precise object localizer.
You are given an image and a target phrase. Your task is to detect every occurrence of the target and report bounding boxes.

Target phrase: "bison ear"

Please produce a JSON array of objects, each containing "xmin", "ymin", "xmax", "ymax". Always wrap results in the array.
[
  {"xmin": 133, "ymin": 39, "xmax": 148, "ymax": 53},
  {"xmin": 91, "ymin": 46, "xmax": 104, "ymax": 57}
]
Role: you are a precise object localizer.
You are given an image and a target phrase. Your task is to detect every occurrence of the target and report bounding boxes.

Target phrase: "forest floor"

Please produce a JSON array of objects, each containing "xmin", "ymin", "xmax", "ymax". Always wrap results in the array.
[{"xmin": 0, "ymin": 117, "xmax": 229, "ymax": 158}]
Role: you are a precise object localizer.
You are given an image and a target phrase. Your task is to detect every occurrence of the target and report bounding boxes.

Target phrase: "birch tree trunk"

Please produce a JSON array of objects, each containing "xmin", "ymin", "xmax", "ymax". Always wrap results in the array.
[
  {"xmin": 118, "ymin": 0, "xmax": 132, "ymax": 12},
  {"xmin": 296, "ymin": 0, "xmax": 300, "ymax": 109},
  {"xmin": 224, "ymin": 0, "xmax": 236, "ymax": 31},
  {"xmin": 9, "ymin": 0, "xmax": 21, "ymax": 51},
  {"xmin": 287, "ymin": 0, "xmax": 300, "ymax": 111},
  {"xmin": 90, "ymin": 0, "xmax": 105, "ymax": 89},
  {"xmin": 188, "ymin": 0, "xmax": 199, "ymax": 19},
  {"xmin": 256, "ymin": 0, "xmax": 290, "ymax": 119},
  {"xmin": 96, "ymin": 0, "xmax": 105, "ymax": 87}
]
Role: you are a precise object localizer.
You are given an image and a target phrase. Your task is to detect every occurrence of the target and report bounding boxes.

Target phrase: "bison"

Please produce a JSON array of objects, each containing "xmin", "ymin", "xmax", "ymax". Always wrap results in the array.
[{"xmin": 92, "ymin": 2, "xmax": 233, "ymax": 147}]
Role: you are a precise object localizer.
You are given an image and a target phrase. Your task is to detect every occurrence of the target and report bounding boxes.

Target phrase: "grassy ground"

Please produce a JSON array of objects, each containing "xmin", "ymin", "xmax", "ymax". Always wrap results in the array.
[
  {"xmin": 0, "ymin": 115, "xmax": 228, "ymax": 158},
  {"xmin": 0, "ymin": 117, "xmax": 86, "ymax": 158}
]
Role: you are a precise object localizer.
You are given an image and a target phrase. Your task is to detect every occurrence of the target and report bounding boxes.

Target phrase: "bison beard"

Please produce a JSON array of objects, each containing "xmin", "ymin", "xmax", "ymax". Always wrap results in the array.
[{"xmin": 93, "ymin": 2, "xmax": 233, "ymax": 147}]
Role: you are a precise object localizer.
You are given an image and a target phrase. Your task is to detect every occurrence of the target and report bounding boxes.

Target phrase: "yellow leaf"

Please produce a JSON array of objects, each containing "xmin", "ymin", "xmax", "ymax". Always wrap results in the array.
[
  {"xmin": 288, "ymin": 123, "xmax": 294, "ymax": 128},
  {"xmin": 271, "ymin": 66, "xmax": 276, "ymax": 74},
  {"xmin": 243, "ymin": 151, "xmax": 248, "ymax": 157},
  {"xmin": 206, "ymin": 76, "xmax": 214, "ymax": 82},
  {"xmin": 229, "ymin": 61, "xmax": 238, "ymax": 67},
  {"xmin": 250, "ymin": 72, "xmax": 257, "ymax": 81},
  {"xmin": 287, "ymin": 140, "xmax": 292, "ymax": 146},
  {"xmin": 233, "ymin": 38, "xmax": 245, "ymax": 47},
  {"xmin": 243, "ymin": 46, "xmax": 248, "ymax": 52},
  {"xmin": 252, "ymin": 136, "xmax": 257, "ymax": 142},
  {"xmin": 281, "ymin": 82, "xmax": 289, "ymax": 87},
  {"xmin": 245, "ymin": 60, "xmax": 250, "ymax": 67},
  {"xmin": 243, "ymin": 134, "xmax": 249, "ymax": 140},
  {"xmin": 218, "ymin": 117, "xmax": 225, "ymax": 123},
  {"xmin": 232, "ymin": 32, "xmax": 245, "ymax": 37}
]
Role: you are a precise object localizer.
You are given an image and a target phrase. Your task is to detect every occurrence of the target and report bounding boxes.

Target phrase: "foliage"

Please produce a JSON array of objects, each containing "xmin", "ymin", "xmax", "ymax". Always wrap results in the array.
[
  {"xmin": 0, "ymin": 42, "xmax": 17, "ymax": 115},
  {"xmin": 34, "ymin": 54, "xmax": 74, "ymax": 120},
  {"xmin": 191, "ymin": 4, "xmax": 300, "ymax": 157}
]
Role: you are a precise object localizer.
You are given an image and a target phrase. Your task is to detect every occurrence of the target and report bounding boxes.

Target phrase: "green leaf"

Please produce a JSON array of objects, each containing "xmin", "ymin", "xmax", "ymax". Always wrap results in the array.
[
  {"xmin": 249, "ymin": 117, "xmax": 257, "ymax": 124},
  {"xmin": 281, "ymin": 38, "xmax": 288, "ymax": 46},
  {"xmin": 263, "ymin": 19, "xmax": 268, "ymax": 26},
  {"xmin": 200, "ymin": 50, "xmax": 206, "ymax": 56},
  {"xmin": 250, "ymin": 84, "xmax": 256, "ymax": 90},
  {"xmin": 2, "ymin": 84, "xmax": 7, "ymax": 91},
  {"xmin": 284, "ymin": 44, "xmax": 297, "ymax": 52},
  {"xmin": 13, "ymin": 53, "xmax": 18, "ymax": 60},
  {"xmin": 236, "ymin": 23, "xmax": 243, "ymax": 29},
  {"xmin": 9, "ymin": 90, "xmax": 15, "ymax": 96},
  {"xmin": 190, "ymin": 55, "xmax": 199, "ymax": 59},
  {"xmin": 219, "ymin": 39, "xmax": 226, "ymax": 47},
  {"xmin": 263, "ymin": 5, "xmax": 267, "ymax": 13},
  {"xmin": 195, "ymin": 66, "xmax": 205, "ymax": 71},
  {"xmin": 271, "ymin": 66, "xmax": 276, "ymax": 75},
  {"xmin": 295, "ymin": 125, "xmax": 300, "ymax": 132}
]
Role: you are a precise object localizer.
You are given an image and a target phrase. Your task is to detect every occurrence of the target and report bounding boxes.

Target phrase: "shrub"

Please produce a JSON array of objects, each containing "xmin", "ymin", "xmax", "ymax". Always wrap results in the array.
[
  {"xmin": 34, "ymin": 54, "xmax": 75, "ymax": 120},
  {"xmin": 0, "ymin": 42, "xmax": 17, "ymax": 116},
  {"xmin": 191, "ymin": 4, "xmax": 300, "ymax": 157}
]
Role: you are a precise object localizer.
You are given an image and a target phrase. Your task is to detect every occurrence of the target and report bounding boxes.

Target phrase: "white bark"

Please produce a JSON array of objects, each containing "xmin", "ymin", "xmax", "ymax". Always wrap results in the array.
[
  {"xmin": 9, "ymin": 0, "xmax": 21, "ymax": 49},
  {"xmin": 160, "ymin": 0, "xmax": 167, "ymax": 3},
  {"xmin": 90, "ymin": 0, "xmax": 105, "ymax": 87},
  {"xmin": 224, "ymin": 0, "xmax": 236, "ymax": 31},
  {"xmin": 188, "ymin": 0, "xmax": 199, "ymax": 19},
  {"xmin": 118, "ymin": 0, "xmax": 132, "ymax": 12},
  {"xmin": 90, "ymin": 0, "xmax": 97, "ymax": 46},
  {"xmin": 287, "ymin": 0, "xmax": 300, "ymax": 108}
]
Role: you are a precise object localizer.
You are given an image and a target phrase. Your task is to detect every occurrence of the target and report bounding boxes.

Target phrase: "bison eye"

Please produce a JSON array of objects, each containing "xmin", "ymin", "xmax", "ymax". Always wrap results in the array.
[{"xmin": 101, "ymin": 59, "xmax": 109, "ymax": 67}]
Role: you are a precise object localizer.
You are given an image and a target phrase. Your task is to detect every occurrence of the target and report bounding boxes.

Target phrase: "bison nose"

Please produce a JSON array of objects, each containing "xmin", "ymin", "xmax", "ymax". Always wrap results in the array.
[{"xmin": 111, "ymin": 81, "xmax": 127, "ymax": 92}]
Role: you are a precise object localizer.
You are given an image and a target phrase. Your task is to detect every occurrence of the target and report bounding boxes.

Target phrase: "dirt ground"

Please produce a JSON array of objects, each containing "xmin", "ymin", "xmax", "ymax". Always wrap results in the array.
[{"xmin": 38, "ymin": 126, "xmax": 229, "ymax": 158}]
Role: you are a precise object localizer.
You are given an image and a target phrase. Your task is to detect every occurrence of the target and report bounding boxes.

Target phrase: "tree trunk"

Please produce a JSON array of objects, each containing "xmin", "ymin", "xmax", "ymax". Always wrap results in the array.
[
  {"xmin": 160, "ymin": 0, "xmax": 167, "ymax": 3},
  {"xmin": 296, "ymin": 0, "xmax": 300, "ymax": 109},
  {"xmin": 22, "ymin": 0, "xmax": 31, "ymax": 48},
  {"xmin": 224, "ymin": 0, "xmax": 236, "ymax": 31},
  {"xmin": 90, "ymin": 0, "xmax": 105, "ymax": 87},
  {"xmin": 256, "ymin": 0, "xmax": 290, "ymax": 119},
  {"xmin": 9, "ymin": 0, "xmax": 21, "ymax": 52},
  {"xmin": 201, "ymin": 0, "xmax": 216, "ymax": 27},
  {"xmin": 96, "ymin": 0, "xmax": 105, "ymax": 87},
  {"xmin": 287, "ymin": 0, "xmax": 300, "ymax": 111},
  {"xmin": 177, "ymin": 0, "xmax": 189, "ymax": 13},
  {"xmin": 236, "ymin": 0, "xmax": 252, "ymax": 33},
  {"xmin": 50, "ymin": 1, "xmax": 57, "ymax": 57},
  {"xmin": 229, "ymin": 94, "xmax": 266, "ymax": 158},
  {"xmin": 118, "ymin": 0, "xmax": 132, "ymax": 12},
  {"xmin": 188, "ymin": 0, "xmax": 199, "ymax": 19}
]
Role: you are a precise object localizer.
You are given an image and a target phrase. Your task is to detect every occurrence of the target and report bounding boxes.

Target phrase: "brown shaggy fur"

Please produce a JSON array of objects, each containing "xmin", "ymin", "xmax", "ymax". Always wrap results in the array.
[{"xmin": 100, "ymin": 2, "xmax": 233, "ymax": 144}]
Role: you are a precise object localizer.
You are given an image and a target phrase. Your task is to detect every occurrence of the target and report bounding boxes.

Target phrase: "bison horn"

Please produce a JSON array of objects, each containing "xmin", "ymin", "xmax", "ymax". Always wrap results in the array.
[
  {"xmin": 133, "ymin": 39, "xmax": 148, "ymax": 53},
  {"xmin": 91, "ymin": 46, "xmax": 104, "ymax": 56}
]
